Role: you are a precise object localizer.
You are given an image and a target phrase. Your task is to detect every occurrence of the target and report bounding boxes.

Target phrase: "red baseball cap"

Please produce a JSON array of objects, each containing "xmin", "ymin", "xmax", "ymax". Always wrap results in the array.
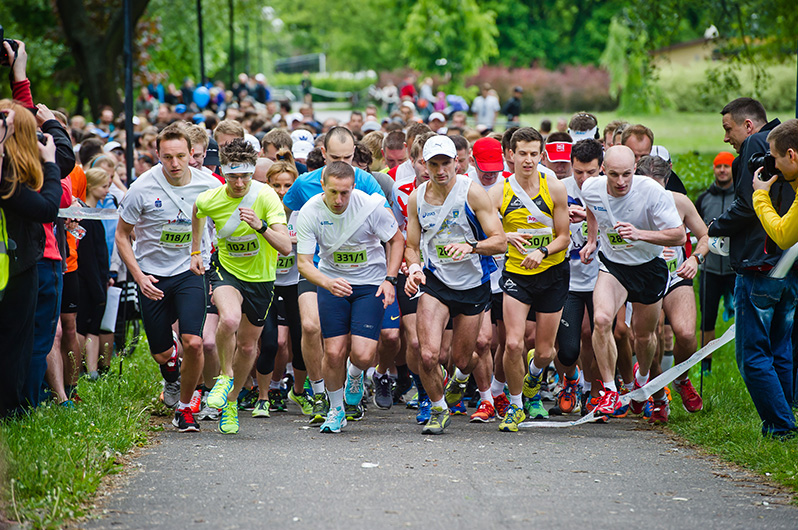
[
  {"xmin": 472, "ymin": 137, "xmax": 504, "ymax": 172},
  {"xmin": 545, "ymin": 141, "xmax": 572, "ymax": 163}
]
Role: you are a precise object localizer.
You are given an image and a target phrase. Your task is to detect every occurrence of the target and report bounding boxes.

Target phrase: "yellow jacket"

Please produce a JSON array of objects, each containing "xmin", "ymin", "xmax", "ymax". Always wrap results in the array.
[{"xmin": 753, "ymin": 179, "xmax": 798, "ymax": 249}]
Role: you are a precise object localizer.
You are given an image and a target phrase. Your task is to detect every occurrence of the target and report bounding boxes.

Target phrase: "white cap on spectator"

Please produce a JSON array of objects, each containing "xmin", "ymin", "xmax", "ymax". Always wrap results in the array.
[
  {"xmin": 650, "ymin": 145, "xmax": 671, "ymax": 163},
  {"xmin": 361, "ymin": 120, "xmax": 380, "ymax": 133},
  {"xmin": 103, "ymin": 141, "xmax": 122, "ymax": 153},
  {"xmin": 291, "ymin": 129, "xmax": 314, "ymax": 144},
  {"xmin": 429, "ymin": 112, "xmax": 446, "ymax": 123},
  {"xmin": 292, "ymin": 140, "xmax": 314, "ymax": 160},
  {"xmin": 245, "ymin": 133, "xmax": 261, "ymax": 153}
]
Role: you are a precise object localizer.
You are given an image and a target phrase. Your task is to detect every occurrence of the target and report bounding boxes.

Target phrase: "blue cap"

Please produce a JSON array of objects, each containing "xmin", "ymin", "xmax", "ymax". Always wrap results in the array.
[{"xmin": 175, "ymin": 104, "xmax": 187, "ymax": 114}]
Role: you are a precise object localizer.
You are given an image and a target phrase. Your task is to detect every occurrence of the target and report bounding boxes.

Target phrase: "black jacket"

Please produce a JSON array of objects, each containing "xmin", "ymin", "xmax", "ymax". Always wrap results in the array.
[
  {"xmin": 696, "ymin": 182, "xmax": 735, "ymax": 275},
  {"xmin": 707, "ymin": 119, "xmax": 792, "ymax": 271}
]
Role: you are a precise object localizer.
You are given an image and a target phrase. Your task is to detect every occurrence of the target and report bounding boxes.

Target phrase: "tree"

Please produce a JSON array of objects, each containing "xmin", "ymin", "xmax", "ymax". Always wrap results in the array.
[
  {"xmin": 601, "ymin": 15, "xmax": 658, "ymax": 114},
  {"xmin": 402, "ymin": 0, "xmax": 498, "ymax": 85},
  {"xmin": 54, "ymin": 0, "xmax": 152, "ymax": 118}
]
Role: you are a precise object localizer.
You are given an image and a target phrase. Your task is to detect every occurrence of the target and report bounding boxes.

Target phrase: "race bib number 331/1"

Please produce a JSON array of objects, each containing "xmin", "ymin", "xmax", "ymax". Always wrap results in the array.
[{"xmin": 332, "ymin": 246, "xmax": 367, "ymax": 269}]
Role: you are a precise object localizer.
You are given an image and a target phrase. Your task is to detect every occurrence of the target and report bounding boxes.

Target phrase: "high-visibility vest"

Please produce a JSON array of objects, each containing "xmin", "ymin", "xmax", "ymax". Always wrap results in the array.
[{"xmin": 0, "ymin": 209, "xmax": 8, "ymax": 301}]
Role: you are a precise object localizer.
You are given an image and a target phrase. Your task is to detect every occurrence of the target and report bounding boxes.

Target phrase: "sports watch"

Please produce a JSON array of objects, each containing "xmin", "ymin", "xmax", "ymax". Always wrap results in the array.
[{"xmin": 256, "ymin": 219, "xmax": 268, "ymax": 234}]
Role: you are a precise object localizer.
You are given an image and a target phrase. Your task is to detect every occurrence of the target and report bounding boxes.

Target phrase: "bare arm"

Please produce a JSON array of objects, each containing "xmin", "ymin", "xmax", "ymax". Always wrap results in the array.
[
  {"xmin": 116, "ymin": 218, "xmax": 164, "ymax": 300},
  {"xmin": 676, "ymin": 194, "xmax": 709, "ymax": 279},
  {"xmin": 469, "ymin": 183, "xmax": 507, "ymax": 256},
  {"xmin": 580, "ymin": 207, "xmax": 598, "ymax": 264},
  {"xmin": 522, "ymin": 177, "xmax": 571, "ymax": 270},
  {"xmin": 190, "ymin": 203, "xmax": 207, "ymax": 275},
  {"xmin": 297, "ymin": 253, "xmax": 352, "ymax": 297},
  {"xmin": 614, "ymin": 223, "xmax": 686, "ymax": 247},
  {"xmin": 403, "ymin": 190, "xmax": 425, "ymax": 296}
]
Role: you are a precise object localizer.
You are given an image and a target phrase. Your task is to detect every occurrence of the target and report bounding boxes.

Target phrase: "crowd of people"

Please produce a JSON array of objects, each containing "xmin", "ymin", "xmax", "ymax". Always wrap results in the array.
[{"xmin": 4, "ymin": 36, "xmax": 798, "ymax": 440}]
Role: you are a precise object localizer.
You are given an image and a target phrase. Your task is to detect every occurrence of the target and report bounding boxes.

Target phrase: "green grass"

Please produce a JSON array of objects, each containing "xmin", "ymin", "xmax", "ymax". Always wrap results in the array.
[{"xmin": 0, "ymin": 338, "xmax": 162, "ymax": 529}]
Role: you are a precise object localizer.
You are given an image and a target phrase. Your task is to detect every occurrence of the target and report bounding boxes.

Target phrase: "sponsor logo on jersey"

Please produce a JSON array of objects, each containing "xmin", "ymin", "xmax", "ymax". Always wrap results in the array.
[{"xmin": 155, "ymin": 198, "xmax": 162, "ymax": 208}]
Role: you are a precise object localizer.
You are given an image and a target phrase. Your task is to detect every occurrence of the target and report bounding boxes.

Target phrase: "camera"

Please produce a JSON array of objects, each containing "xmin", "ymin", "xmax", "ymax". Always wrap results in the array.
[
  {"xmin": 0, "ymin": 26, "xmax": 19, "ymax": 67},
  {"xmin": 36, "ymin": 131, "xmax": 46, "ymax": 145},
  {"xmin": 748, "ymin": 151, "xmax": 782, "ymax": 181}
]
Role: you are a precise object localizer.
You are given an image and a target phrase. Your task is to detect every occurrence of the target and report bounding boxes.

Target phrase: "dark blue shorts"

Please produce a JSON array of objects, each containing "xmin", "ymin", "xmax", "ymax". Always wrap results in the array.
[
  {"xmin": 317, "ymin": 284, "xmax": 386, "ymax": 341},
  {"xmin": 381, "ymin": 296, "xmax": 400, "ymax": 329}
]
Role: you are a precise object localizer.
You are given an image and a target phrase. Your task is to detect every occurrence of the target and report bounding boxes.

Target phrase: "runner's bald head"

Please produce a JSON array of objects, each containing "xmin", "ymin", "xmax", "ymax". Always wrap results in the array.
[
  {"xmin": 322, "ymin": 161, "xmax": 355, "ymax": 185},
  {"xmin": 603, "ymin": 145, "xmax": 636, "ymax": 172}
]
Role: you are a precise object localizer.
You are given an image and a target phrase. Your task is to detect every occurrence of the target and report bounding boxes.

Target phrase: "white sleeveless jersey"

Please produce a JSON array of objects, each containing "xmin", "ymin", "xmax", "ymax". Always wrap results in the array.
[
  {"xmin": 563, "ymin": 177, "xmax": 599, "ymax": 292},
  {"xmin": 417, "ymin": 175, "xmax": 495, "ymax": 290},
  {"xmin": 275, "ymin": 210, "xmax": 300, "ymax": 287}
]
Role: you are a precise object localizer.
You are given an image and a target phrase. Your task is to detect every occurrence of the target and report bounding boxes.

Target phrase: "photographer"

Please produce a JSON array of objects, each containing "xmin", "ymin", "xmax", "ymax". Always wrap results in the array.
[
  {"xmin": 708, "ymin": 97, "xmax": 796, "ymax": 438},
  {"xmin": 0, "ymin": 100, "xmax": 62, "ymax": 417}
]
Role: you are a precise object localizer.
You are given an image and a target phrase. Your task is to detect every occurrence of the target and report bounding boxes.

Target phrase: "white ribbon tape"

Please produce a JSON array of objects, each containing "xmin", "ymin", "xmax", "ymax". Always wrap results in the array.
[
  {"xmin": 59, "ymin": 207, "xmax": 120, "ymax": 220},
  {"xmin": 518, "ymin": 324, "xmax": 736, "ymax": 428}
]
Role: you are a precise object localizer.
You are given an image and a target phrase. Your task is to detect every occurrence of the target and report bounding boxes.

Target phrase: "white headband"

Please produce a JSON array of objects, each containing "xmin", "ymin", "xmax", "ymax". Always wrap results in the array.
[
  {"xmin": 568, "ymin": 126, "xmax": 598, "ymax": 142},
  {"xmin": 221, "ymin": 162, "xmax": 256, "ymax": 175}
]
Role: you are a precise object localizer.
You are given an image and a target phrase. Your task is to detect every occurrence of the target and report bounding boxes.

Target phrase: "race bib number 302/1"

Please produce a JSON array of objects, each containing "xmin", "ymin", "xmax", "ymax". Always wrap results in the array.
[
  {"xmin": 159, "ymin": 223, "xmax": 192, "ymax": 249},
  {"xmin": 226, "ymin": 234, "xmax": 260, "ymax": 258},
  {"xmin": 332, "ymin": 246, "xmax": 367, "ymax": 269}
]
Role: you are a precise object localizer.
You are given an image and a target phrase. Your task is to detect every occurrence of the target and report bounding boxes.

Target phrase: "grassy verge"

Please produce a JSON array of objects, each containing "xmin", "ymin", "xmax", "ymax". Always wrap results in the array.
[{"xmin": 0, "ymin": 338, "xmax": 161, "ymax": 529}]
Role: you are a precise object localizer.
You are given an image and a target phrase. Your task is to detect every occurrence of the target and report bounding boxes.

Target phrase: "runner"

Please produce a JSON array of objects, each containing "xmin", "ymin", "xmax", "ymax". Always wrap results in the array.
[
  {"xmin": 116, "ymin": 123, "xmax": 221, "ymax": 432},
  {"xmin": 190, "ymin": 138, "xmax": 291, "ymax": 434},
  {"xmin": 579, "ymin": 145, "xmax": 685, "ymax": 417},
  {"xmin": 488, "ymin": 127, "xmax": 571, "ymax": 431},
  {"xmin": 404, "ymin": 135, "xmax": 506, "ymax": 435},
  {"xmin": 296, "ymin": 162, "xmax": 404, "ymax": 433}
]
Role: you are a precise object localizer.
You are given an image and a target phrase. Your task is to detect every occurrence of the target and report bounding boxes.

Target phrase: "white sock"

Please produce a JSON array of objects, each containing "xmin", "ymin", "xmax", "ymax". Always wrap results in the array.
[
  {"xmin": 509, "ymin": 392, "xmax": 523, "ymax": 408},
  {"xmin": 454, "ymin": 368, "xmax": 469, "ymax": 382},
  {"xmin": 177, "ymin": 401, "xmax": 191, "ymax": 410},
  {"xmin": 583, "ymin": 381, "xmax": 592, "ymax": 393},
  {"xmin": 286, "ymin": 362, "xmax": 294, "ymax": 375},
  {"xmin": 374, "ymin": 369, "xmax": 384, "ymax": 379},
  {"xmin": 603, "ymin": 381, "xmax": 617, "ymax": 393},
  {"xmin": 366, "ymin": 366, "xmax": 376, "ymax": 379},
  {"xmin": 529, "ymin": 363, "xmax": 543, "ymax": 377},
  {"xmin": 635, "ymin": 371, "xmax": 649, "ymax": 387},
  {"xmin": 479, "ymin": 390, "xmax": 493, "ymax": 404},
  {"xmin": 490, "ymin": 377, "xmax": 505, "ymax": 396},
  {"xmin": 311, "ymin": 379, "xmax": 325, "ymax": 395},
  {"xmin": 269, "ymin": 380, "xmax": 281, "ymax": 390},
  {"xmin": 623, "ymin": 382, "xmax": 634, "ymax": 392},
  {"xmin": 432, "ymin": 398, "xmax": 447, "ymax": 411},
  {"xmin": 327, "ymin": 387, "xmax": 344, "ymax": 410},
  {"xmin": 348, "ymin": 364, "xmax": 363, "ymax": 378}
]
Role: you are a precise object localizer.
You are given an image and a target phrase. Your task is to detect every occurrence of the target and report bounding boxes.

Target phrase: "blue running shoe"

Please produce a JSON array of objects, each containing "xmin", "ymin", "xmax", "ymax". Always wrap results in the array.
[
  {"xmin": 320, "ymin": 405, "xmax": 347, "ymax": 433},
  {"xmin": 344, "ymin": 371, "xmax": 364, "ymax": 406},
  {"xmin": 416, "ymin": 397, "xmax": 432, "ymax": 424},
  {"xmin": 449, "ymin": 399, "xmax": 467, "ymax": 415}
]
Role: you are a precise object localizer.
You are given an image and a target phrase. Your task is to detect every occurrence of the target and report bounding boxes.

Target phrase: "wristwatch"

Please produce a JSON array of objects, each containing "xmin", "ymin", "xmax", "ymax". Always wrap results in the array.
[
  {"xmin": 693, "ymin": 252, "xmax": 705, "ymax": 265},
  {"xmin": 385, "ymin": 276, "xmax": 398, "ymax": 286},
  {"xmin": 256, "ymin": 219, "xmax": 268, "ymax": 234},
  {"xmin": 539, "ymin": 246, "xmax": 549, "ymax": 258},
  {"xmin": 469, "ymin": 240, "xmax": 479, "ymax": 253}
]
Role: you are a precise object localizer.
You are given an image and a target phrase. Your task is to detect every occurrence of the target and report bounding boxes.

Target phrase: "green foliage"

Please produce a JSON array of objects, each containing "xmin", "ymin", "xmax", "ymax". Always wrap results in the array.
[
  {"xmin": 601, "ymin": 16, "xmax": 659, "ymax": 114},
  {"xmin": 270, "ymin": 72, "xmax": 376, "ymax": 101},
  {"xmin": 402, "ymin": 0, "xmax": 498, "ymax": 83},
  {"xmin": 0, "ymin": 338, "xmax": 161, "ymax": 529}
]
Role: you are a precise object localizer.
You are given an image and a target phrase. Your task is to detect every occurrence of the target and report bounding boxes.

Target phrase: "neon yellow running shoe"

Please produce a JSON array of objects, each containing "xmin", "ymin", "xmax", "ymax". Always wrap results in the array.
[
  {"xmin": 498, "ymin": 403, "xmax": 526, "ymax": 432},
  {"xmin": 207, "ymin": 375, "xmax": 233, "ymax": 409},
  {"xmin": 219, "ymin": 401, "xmax": 239, "ymax": 434}
]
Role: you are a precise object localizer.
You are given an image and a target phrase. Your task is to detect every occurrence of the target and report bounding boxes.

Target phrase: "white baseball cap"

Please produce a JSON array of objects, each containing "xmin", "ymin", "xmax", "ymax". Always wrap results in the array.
[
  {"xmin": 650, "ymin": 145, "xmax": 671, "ymax": 163},
  {"xmin": 291, "ymin": 129, "xmax": 314, "ymax": 144},
  {"xmin": 422, "ymin": 135, "xmax": 457, "ymax": 162},
  {"xmin": 428, "ymin": 112, "xmax": 446, "ymax": 123},
  {"xmin": 292, "ymin": 140, "xmax": 314, "ymax": 160}
]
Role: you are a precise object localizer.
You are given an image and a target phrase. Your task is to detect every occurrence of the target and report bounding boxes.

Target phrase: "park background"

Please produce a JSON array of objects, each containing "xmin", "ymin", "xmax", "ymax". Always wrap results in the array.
[{"xmin": 0, "ymin": 0, "xmax": 797, "ymax": 528}]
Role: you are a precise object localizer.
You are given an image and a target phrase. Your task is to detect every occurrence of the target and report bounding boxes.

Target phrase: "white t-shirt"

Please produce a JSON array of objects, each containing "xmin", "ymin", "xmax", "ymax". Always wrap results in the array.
[
  {"xmin": 275, "ymin": 210, "xmax": 300, "ymax": 287},
  {"xmin": 296, "ymin": 190, "xmax": 398, "ymax": 286},
  {"xmin": 471, "ymin": 95, "xmax": 501, "ymax": 128},
  {"xmin": 563, "ymin": 176, "xmax": 599, "ymax": 292},
  {"xmin": 118, "ymin": 164, "xmax": 221, "ymax": 276},
  {"xmin": 580, "ymin": 175, "xmax": 681, "ymax": 266}
]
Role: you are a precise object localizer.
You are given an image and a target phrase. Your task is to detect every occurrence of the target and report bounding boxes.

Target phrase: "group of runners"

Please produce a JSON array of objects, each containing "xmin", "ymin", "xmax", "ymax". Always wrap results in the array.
[{"xmin": 114, "ymin": 110, "xmax": 712, "ymax": 436}]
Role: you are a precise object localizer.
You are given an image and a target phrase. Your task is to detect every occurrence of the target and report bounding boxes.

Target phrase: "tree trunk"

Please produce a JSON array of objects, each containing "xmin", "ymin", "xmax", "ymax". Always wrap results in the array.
[{"xmin": 55, "ymin": 0, "xmax": 151, "ymax": 120}]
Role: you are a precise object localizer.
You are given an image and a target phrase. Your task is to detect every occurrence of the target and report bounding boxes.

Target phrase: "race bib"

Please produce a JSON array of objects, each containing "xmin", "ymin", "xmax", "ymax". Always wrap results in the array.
[
  {"xmin": 519, "ymin": 227, "xmax": 553, "ymax": 254},
  {"xmin": 276, "ymin": 253, "xmax": 295, "ymax": 274},
  {"xmin": 226, "ymin": 233, "xmax": 259, "ymax": 258},
  {"xmin": 581, "ymin": 221, "xmax": 588, "ymax": 238},
  {"xmin": 332, "ymin": 245, "xmax": 367, "ymax": 269},
  {"xmin": 434, "ymin": 238, "xmax": 467, "ymax": 263},
  {"xmin": 606, "ymin": 230, "xmax": 634, "ymax": 249},
  {"xmin": 666, "ymin": 257, "xmax": 678, "ymax": 274},
  {"xmin": 159, "ymin": 223, "xmax": 192, "ymax": 249}
]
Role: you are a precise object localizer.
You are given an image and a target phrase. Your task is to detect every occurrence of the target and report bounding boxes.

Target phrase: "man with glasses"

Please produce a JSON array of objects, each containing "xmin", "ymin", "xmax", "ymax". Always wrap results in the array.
[{"xmin": 190, "ymin": 138, "xmax": 291, "ymax": 434}]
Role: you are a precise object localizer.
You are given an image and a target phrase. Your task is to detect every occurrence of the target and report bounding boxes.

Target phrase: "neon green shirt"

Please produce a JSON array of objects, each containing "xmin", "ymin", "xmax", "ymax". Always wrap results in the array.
[{"xmin": 195, "ymin": 183, "xmax": 287, "ymax": 282}]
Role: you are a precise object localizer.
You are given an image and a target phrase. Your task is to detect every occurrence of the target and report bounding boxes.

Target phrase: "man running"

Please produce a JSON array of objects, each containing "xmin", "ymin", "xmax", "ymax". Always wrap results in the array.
[
  {"xmin": 296, "ymin": 162, "xmax": 404, "ymax": 433},
  {"xmin": 116, "ymin": 123, "xmax": 221, "ymax": 432},
  {"xmin": 190, "ymin": 138, "xmax": 291, "ymax": 434},
  {"xmin": 405, "ymin": 135, "xmax": 506, "ymax": 434},
  {"xmin": 580, "ymin": 145, "xmax": 685, "ymax": 416},
  {"xmin": 488, "ymin": 127, "xmax": 571, "ymax": 431}
]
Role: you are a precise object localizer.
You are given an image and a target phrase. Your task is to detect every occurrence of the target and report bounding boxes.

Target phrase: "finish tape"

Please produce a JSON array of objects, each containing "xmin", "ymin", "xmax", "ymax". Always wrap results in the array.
[
  {"xmin": 59, "ymin": 207, "xmax": 120, "ymax": 220},
  {"xmin": 519, "ymin": 324, "xmax": 736, "ymax": 428}
]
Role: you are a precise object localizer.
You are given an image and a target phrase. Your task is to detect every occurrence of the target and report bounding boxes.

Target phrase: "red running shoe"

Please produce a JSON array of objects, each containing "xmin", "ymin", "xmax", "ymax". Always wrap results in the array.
[
  {"xmin": 629, "ymin": 363, "xmax": 648, "ymax": 415},
  {"xmin": 673, "ymin": 378, "xmax": 703, "ymax": 412},
  {"xmin": 493, "ymin": 393, "xmax": 510, "ymax": 419},
  {"xmin": 648, "ymin": 399, "xmax": 669, "ymax": 425}
]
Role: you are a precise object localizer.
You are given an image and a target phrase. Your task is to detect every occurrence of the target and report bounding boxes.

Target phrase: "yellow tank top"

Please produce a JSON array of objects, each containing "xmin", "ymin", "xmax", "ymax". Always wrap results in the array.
[{"xmin": 500, "ymin": 172, "xmax": 567, "ymax": 275}]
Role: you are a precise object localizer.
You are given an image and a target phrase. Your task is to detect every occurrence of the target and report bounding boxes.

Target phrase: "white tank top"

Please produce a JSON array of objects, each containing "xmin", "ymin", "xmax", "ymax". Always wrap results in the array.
[{"xmin": 417, "ymin": 175, "xmax": 494, "ymax": 290}]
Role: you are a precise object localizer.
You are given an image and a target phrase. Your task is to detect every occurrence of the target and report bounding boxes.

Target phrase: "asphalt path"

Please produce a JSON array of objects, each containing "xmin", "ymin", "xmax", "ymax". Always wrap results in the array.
[{"xmin": 82, "ymin": 401, "xmax": 798, "ymax": 529}]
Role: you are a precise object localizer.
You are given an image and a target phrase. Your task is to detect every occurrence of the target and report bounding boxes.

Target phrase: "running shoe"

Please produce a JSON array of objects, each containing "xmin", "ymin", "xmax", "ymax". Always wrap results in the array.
[
  {"xmin": 443, "ymin": 375, "xmax": 469, "ymax": 408},
  {"xmin": 498, "ymin": 404, "xmax": 526, "ymax": 432},
  {"xmin": 522, "ymin": 372, "xmax": 542, "ymax": 401},
  {"xmin": 494, "ymin": 393, "xmax": 511, "ymax": 419},
  {"xmin": 416, "ymin": 397, "xmax": 432, "ymax": 424},
  {"xmin": 643, "ymin": 398, "xmax": 654, "ymax": 419},
  {"xmin": 673, "ymin": 378, "xmax": 702, "ymax": 412},
  {"xmin": 524, "ymin": 394, "xmax": 549, "ymax": 419},
  {"xmin": 422, "ymin": 406, "xmax": 451, "ymax": 435},
  {"xmin": 238, "ymin": 387, "xmax": 259, "ymax": 411},
  {"xmin": 648, "ymin": 399, "xmax": 670, "ymax": 424},
  {"xmin": 269, "ymin": 388, "xmax": 287, "ymax": 412},
  {"xmin": 196, "ymin": 392, "xmax": 221, "ymax": 421},
  {"xmin": 556, "ymin": 370, "xmax": 581, "ymax": 414},
  {"xmin": 159, "ymin": 348, "xmax": 181, "ymax": 383},
  {"xmin": 309, "ymin": 392, "xmax": 329, "ymax": 425},
  {"xmin": 252, "ymin": 399, "xmax": 270, "ymax": 418},
  {"xmin": 320, "ymin": 406, "xmax": 347, "ymax": 433},
  {"xmin": 470, "ymin": 400, "xmax": 496, "ymax": 423},
  {"xmin": 189, "ymin": 389, "xmax": 202, "ymax": 414},
  {"xmin": 610, "ymin": 387, "xmax": 630, "ymax": 418},
  {"xmin": 288, "ymin": 388, "xmax": 313, "ymax": 415},
  {"xmin": 344, "ymin": 401, "xmax": 365, "ymax": 421},
  {"xmin": 449, "ymin": 399, "xmax": 467, "ymax": 415},
  {"xmin": 172, "ymin": 407, "xmax": 200, "ymax": 432},
  {"xmin": 207, "ymin": 375, "xmax": 233, "ymax": 409},
  {"xmin": 629, "ymin": 363, "xmax": 648, "ymax": 415},
  {"xmin": 594, "ymin": 387, "xmax": 620, "ymax": 416},
  {"xmin": 344, "ymin": 371, "xmax": 364, "ymax": 406},
  {"xmin": 406, "ymin": 392, "xmax": 420, "ymax": 409},
  {"xmin": 373, "ymin": 373, "xmax": 393, "ymax": 410},
  {"xmin": 393, "ymin": 375, "xmax": 412, "ymax": 405},
  {"xmin": 162, "ymin": 379, "xmax": 181, "ymax": 409},
  {"xmin": 584, "ymin": 395, "xmax": 608, "ymax": 423},
  {"xmin": 219, "ymin": 401, "xmax": 239, "ymax": 434}
]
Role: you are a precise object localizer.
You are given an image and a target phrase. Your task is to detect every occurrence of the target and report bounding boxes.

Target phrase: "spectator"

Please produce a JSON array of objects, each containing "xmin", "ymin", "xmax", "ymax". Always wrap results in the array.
[
  {"xmin": 503, "ymin": 86, "xmax": 523, "ymax": 127},
  {"xmin": 471, "ymin": 83, "xmax": 500, "ymax": 130}
]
